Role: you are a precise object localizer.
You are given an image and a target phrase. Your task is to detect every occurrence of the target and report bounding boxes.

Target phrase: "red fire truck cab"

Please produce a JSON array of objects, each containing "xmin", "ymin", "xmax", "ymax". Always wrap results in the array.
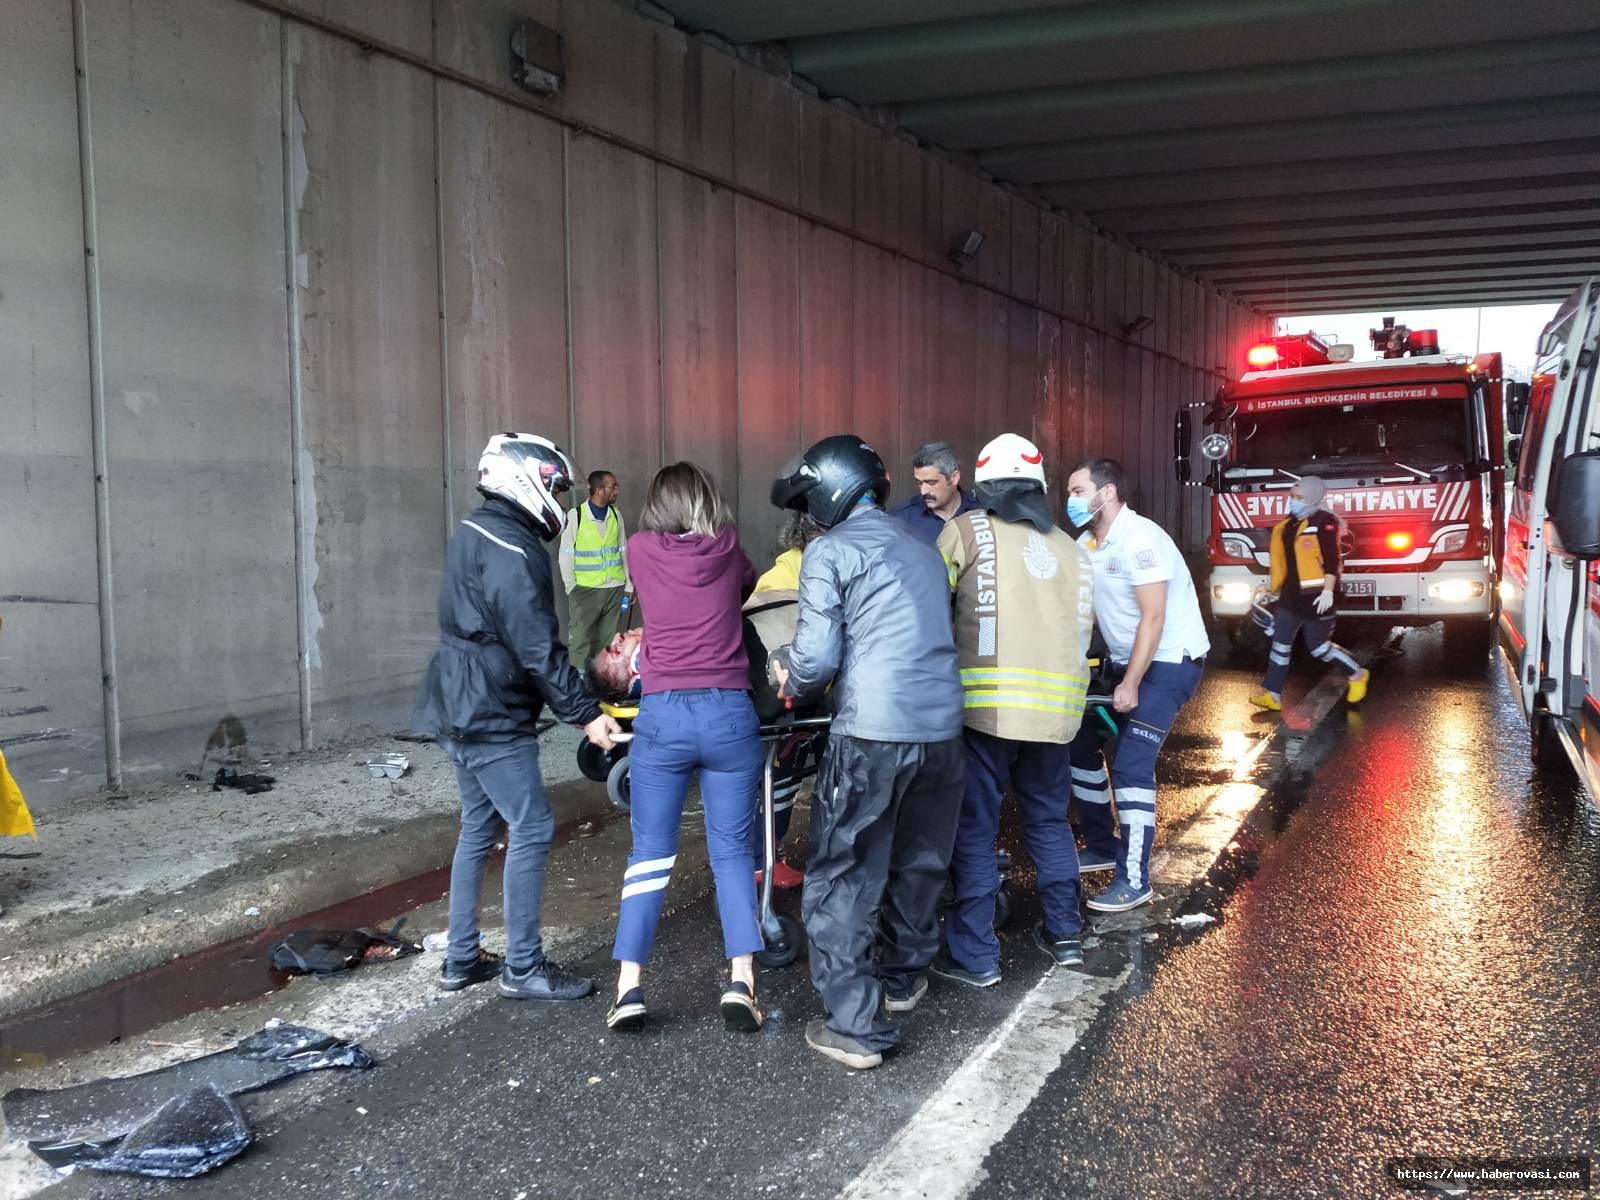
[{"xmin": 1177, "ymin": 324, "xmax": 1508, "ymax": 658}]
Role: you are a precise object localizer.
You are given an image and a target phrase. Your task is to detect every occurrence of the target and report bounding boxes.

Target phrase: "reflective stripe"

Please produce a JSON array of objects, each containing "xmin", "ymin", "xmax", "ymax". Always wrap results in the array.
[
  {"xmin": 960, "ymin": 667, "xmax": 1088, "ymax": 688},
  {"xmin": 620, "ymin": 875, "xmax": 670, "ymax": 901},
  {"xmin": 1071, "ymin": 766, "xmax": 1107, "ymax": 785},
  {"xmin": 624, "ymin": 854, "xmax": 677, "ymax": 880},
  {"xmin": 462, "ymin": 520, "xmax": 527, "ymax": 558},
  {"xmin": 1073, "ymin": 786, "xmax": 1111, "ymax": 804},
  {"xmin": 960, "ymin": 694, "xmax": 1088, "ymax": 713},
  {"xmin": 1126, "ymin": 825, "xmax": 1150, "ymax": 887}
]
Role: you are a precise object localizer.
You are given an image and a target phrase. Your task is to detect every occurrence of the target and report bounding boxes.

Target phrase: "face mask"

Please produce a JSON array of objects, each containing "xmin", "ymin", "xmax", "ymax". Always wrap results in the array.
[
  {"xmin": 1288, "ymin": 499, "xmax": 1311, "ymax": 519},
  {"xmin": 1065, "ymin": 492, "xmax": 1102, "ymax": 528}
]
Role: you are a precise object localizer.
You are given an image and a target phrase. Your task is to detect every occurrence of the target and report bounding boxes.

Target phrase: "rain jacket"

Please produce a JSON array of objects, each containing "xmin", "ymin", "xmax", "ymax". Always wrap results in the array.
[
  {"xmin": 754, "ymin": 547, "xmax": 803, "ymax": 594},
  {"xmin": 413, "ymin": 496, "xmax": 601, "ymax": 740},
  {"xmin": 785, "ymin": 506, "xmax": 962, "ymax": 743}
]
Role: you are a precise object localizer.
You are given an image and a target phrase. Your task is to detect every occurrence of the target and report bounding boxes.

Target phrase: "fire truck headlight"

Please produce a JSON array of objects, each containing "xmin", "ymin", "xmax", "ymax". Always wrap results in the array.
[
  {"xmin": 1214, "ymin": 582, "xmax": 1255, "ymax": 607},
  {"xmin": 1434, "ymin": 529, "xmax": 1469, "ymax": 555},
  {"xmin": 1428, "ymin": 580, "xmax": 1485, "ymax": 603}
]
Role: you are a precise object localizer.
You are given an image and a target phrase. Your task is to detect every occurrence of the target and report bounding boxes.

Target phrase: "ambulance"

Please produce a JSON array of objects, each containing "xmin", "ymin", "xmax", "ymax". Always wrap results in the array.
[
  {"xmin": 1177, "ymin": 321, "xmax": 1508, "ymax": 660},
  {"xmin": 1501, "ymin": 279, "xmax": 1600, "ymax": 791}
]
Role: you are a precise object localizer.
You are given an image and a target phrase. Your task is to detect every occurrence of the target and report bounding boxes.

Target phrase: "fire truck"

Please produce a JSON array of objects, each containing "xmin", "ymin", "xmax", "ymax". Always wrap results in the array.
[
  {"xmin": 1501, "ymin": 280, "xmax": 1600, "ymax": 791},
  {"xmin": 1176, "ymin": 320, "xmax": 1510, "ymax": 660}
]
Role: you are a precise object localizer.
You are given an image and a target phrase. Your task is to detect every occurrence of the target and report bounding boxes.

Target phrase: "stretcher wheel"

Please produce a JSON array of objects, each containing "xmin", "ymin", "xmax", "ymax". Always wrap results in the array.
[
  {"xmin": 606, "ymin": 756, "xmax": 632, "ymax": 812},
  {"xmin": 755, "ymin": 913, "xmax": 803, "ymax": 968},
  {"xmin": 993, "ymin": 886, "xmax": 1012, "ymax": 931},
  {"xmin": 577, "ymin": 739, "xmax": 611, "ymax": 783}
]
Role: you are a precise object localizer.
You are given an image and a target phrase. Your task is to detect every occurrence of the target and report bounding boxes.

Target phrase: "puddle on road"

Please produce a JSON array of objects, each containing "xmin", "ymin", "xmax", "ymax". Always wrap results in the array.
[{"xmin": 0, "ymin": 807, "xmax": 625, "ymax": 1074}]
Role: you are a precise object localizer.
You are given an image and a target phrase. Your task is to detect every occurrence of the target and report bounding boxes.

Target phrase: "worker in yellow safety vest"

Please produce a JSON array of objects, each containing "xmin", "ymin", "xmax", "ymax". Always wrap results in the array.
[
  {"xmin": 934, "ymin": 433, "xmax": 1097, "ymax": 987},
  {"xmin": 559, "ymin": 469, "xmax": 631, "ymax": 671}
]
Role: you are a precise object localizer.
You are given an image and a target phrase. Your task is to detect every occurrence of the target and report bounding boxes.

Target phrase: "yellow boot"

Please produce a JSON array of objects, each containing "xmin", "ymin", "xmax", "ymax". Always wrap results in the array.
[
  {"xmin": 1248, "ymin": 690, "xmax": 1282, "ymax": 712},
  {"xmin": 1346, "ymin": 668, "xmax": 1369, "ymax": 705}
]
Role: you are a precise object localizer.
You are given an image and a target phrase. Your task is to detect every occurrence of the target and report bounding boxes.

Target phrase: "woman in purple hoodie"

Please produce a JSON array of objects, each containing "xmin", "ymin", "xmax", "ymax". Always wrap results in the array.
[{"xmin": 607, "ymin": 462, "xmax": 765, "ymax": 1033}]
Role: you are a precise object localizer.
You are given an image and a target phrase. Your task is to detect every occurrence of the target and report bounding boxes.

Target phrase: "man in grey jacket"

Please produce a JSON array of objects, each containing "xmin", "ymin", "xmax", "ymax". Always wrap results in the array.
[{"xmin": 771, "ymin": 435, "xmax": 965, "ymax": 1071}]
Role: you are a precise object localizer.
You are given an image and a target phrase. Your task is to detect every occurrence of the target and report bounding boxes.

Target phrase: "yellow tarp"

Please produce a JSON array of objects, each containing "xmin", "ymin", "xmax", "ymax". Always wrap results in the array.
[{"xmin": 0, "ymin": 747, "xmax": 36, "ymax": 839}]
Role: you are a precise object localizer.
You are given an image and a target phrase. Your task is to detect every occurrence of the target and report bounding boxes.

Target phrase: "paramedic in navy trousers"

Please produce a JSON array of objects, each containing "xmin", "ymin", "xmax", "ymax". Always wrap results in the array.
[
  {"xmin": 413, "ymin": 432, "xmax": 620, "ymax": 1002},
  {"xmin": 1064, "ymin": 458, "xmax": 1210, "ymax": 914}
]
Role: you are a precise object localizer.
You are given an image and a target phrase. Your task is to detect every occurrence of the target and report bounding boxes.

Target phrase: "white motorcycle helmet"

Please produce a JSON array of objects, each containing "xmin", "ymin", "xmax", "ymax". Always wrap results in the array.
[
  {"xmin": 477, "ymin": 432, "xmax": 575, "ymax": 541},
  {"xmin": 974, "ymin": 432, "xmax": 1048, "ymax": 489}
]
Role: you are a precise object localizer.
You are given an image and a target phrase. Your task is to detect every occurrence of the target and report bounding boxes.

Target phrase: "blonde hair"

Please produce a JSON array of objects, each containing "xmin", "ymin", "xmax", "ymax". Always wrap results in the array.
[{"xmin": 637, "ymin": 462, "xmax": 733, "ymax": 537}]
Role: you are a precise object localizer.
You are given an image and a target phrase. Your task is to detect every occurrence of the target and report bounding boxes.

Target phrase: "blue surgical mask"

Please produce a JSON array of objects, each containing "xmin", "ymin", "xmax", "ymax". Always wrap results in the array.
[
  {"xmin": 1288, "ymin": 499, "xmax": 1311, "ymax": 519},
  {"xmin": 1066, "ymin": 494, "xmax": 1100, "ymax": 528}
]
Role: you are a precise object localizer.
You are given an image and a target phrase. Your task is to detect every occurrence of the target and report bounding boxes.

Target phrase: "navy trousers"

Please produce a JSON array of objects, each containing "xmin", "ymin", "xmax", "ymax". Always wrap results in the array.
[
  {"xmin": 947, "ymin": 729, "xmax": 1083, "ymax": 974},
  {"xmin": 1068, "ymin": 658, "xmax": 1203, "ymax": 892}
]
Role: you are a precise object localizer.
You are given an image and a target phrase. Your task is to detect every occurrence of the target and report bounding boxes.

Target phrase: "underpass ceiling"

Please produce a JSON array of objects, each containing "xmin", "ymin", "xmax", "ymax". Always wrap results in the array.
[{"xmin": 657, "ymin": 0, "xmax": 1600, "ymax": 314}]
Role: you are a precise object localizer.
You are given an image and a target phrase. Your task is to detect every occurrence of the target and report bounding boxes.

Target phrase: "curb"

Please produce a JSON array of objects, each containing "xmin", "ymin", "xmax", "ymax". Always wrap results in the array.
[{"xmin": 0, "ymin": 781, "xmax": 615, "ymax": 1024}]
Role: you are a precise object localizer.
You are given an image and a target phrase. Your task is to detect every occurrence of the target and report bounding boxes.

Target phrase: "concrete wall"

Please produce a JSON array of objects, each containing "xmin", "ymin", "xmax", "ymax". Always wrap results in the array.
[{"xmin": 0, "ymin": 0, "xmax": 1270, "ymax": 804}]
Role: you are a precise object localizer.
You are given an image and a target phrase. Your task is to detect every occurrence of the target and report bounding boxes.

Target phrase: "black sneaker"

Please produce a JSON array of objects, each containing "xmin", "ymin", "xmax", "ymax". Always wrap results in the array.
[
  {"xmin": 1032, "ymin": 922, "xmax": 1085, "ymax": 966},
  {"xmin": 804, "ymin": 1019, "xmax": 882, "ymax": 1070},
  {"xmin": 929, "ymin": 951, "xmax": 1000, "ymax": 989},
  {"xmin": 607, "ymin": 986, "xmax": 647, "ymax": 1030},
  {"xmin": 439, "ymin": 948, "xmax": 504, "ymax": 992},
  {"xmin": 719, "ymin": 981, "xmax": 764, "ymax": 1032},
  {"xmin": 498, "ymin": 959, "xmax": 594, "ymax": 1002},
  {"xmin": 882, "ymin": 973, "xmax": 929, "ymax": 1014}
]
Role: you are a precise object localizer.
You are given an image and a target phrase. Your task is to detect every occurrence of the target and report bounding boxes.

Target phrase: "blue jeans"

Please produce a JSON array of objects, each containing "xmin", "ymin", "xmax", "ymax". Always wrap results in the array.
[
  {"xmin": 1263, "ymin": 605, "xmax": 1361, "ymax": 695},
  {"xmin": 1069, "ymin": 657, "xmax": 1204, "ymax": 891},
  {"xmin": 440, "ymin": 735, "xmax": 554, "ymax": 970},
  {"xmin": 613, "ymin": 689, "xmax": 764, "ymax": 964},
  {"xmin": 948, "ymin": 729, "xmax": 1082, "ymax": 974}
]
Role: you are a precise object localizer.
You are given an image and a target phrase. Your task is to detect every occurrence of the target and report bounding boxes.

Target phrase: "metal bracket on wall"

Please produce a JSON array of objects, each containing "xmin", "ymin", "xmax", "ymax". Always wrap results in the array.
[{"xmin": 510, "ymin": 20, "xmax": 563, "ymax": 95}]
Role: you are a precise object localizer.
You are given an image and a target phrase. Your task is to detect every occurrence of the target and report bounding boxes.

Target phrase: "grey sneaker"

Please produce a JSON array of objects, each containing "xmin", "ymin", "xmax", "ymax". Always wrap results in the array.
[
  {"xmin": 439, "ymin": 948, "xmax": 504, "ymax": 993},
  {"xmin": 805, "ymin": 1019, "xmax": 882, "ymax": 1070},
  {"xmin": 498, "ymin": 960, "xmax": 595, "ymax": 1002},
  {"xmin": 1032, "ymin": 922, "xmax": 1085, "ymax": 966},
  {"xmin": 1085, "ymin": 880, "xmax": 1154, "ymax": 913},
  {"xmin": 929, "ymin": 951, "xmax": 1000, "ymax": 989},
  {"xmin": 882, "ymin": 973, "xmax": 929, "ymax": 1014}
]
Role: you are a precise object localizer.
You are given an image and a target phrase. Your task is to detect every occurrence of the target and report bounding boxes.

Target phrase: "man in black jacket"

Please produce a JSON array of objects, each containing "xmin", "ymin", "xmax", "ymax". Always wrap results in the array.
[{"xmin": 414, "ymin": 433, "xmax": 620, "ymax": 1000}]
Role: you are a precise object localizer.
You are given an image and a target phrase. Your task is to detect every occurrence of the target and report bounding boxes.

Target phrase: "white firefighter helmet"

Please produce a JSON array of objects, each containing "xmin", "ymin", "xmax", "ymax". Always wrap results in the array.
[
  {"xmin": 974, "ymin": 433, "xmax": 1047, "ymax": 489},
  {"xmin": 477, "ymin": 432, "xmax": 576, "ymax": 540}
]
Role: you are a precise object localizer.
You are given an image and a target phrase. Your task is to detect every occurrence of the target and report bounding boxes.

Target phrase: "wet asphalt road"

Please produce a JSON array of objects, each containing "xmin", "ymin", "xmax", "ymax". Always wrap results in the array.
[
  {"xmin": 977, "ymin": 628, "xmax": 1600, "ymax": 1199},
  {"xmin": 39, "ymin": 631, "xmax": 1600, "ymax": 1199}
]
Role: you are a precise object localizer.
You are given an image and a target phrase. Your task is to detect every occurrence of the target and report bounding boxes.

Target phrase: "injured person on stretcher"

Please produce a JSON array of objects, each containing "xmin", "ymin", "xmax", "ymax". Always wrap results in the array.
[{"xmin": 587, "ymin": 590, "xmax": 818, "ymax": 888}]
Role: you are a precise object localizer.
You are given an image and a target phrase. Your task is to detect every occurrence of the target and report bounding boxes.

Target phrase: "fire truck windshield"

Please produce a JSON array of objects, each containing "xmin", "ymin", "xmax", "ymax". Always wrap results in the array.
[{"xmin": 1231, "ymin": 397, "xmax": 1472, "ymax": 475}]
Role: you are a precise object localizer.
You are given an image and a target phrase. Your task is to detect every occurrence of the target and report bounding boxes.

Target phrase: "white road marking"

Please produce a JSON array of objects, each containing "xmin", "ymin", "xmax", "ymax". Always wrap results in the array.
[
  {"xmin": 838, "ymin": 964, "xmax": 1129, "ymax": 1200},
  {"xmin": 841, "ymin": 646, "xmax": 1389, "ymax": 1200}
]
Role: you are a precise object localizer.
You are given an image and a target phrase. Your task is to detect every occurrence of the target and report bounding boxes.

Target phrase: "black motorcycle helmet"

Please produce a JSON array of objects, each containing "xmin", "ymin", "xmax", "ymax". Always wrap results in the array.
[{"xmin": 770, "ymin": 435, "xmax": 891, "ymax": 529}]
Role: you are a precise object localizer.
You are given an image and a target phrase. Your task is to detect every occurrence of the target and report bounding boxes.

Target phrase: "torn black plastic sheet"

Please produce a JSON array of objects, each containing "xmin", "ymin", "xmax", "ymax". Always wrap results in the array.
[
  {"xmin": 34, "ymin": 1084, "xmax": 254, "ymax": 1178},
  {"xmin": 2, "ymin": 1023, "xmax": 374, "ymax": 1163}
]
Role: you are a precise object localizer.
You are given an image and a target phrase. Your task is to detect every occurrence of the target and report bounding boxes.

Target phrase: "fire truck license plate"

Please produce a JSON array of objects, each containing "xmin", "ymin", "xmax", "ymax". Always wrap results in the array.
[{"xmin": 1340, "ymin": 580, "xmax": 1375, "ymax": 598}]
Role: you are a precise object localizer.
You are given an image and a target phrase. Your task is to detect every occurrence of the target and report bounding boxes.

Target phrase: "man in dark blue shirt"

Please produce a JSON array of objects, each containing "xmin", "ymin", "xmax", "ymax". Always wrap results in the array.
[{"xmin": 889, "ymin": 441, "xmax": 978, "ymax": 545}]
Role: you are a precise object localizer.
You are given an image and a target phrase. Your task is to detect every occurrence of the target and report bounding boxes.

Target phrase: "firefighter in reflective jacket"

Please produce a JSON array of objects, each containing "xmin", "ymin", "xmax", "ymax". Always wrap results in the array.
[
  {"xmin": 935, "ymin": 434, "xmax": 1097, "ymax": 983},
  {"xmin": 1249, "ymin": 474, "xmax": 1369, "ymax": 710}
]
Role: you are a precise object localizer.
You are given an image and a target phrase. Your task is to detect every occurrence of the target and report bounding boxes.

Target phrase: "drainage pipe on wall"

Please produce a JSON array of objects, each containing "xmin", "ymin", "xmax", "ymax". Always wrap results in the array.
[
  {"xmin": 70, "ymin": 0, "xmax": 123, "ymax": 789},
  {"xmin": 280, "ymin": 20, "xmax": 315, "ymax": 749}
]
